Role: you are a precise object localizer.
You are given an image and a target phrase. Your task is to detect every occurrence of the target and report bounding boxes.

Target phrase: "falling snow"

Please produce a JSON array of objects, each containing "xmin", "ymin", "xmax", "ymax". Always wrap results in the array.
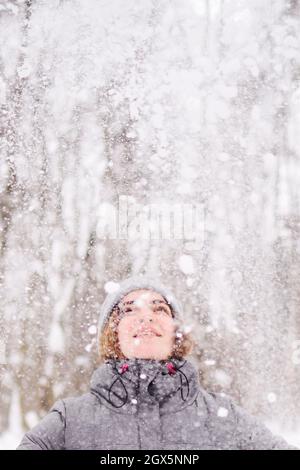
[{"xmin": 0, "ymin": 0, "xmax": 300, "ymax": 450}]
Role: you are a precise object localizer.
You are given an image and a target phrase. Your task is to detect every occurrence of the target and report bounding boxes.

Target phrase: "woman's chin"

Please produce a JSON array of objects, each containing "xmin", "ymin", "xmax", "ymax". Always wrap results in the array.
[
  {"xmin": 120, "ymin": 337, "xmax": 173, "ymax": 360},
  {"xmin": 128, "ymin": 344, "xmax": 171, "ymax": 360}
]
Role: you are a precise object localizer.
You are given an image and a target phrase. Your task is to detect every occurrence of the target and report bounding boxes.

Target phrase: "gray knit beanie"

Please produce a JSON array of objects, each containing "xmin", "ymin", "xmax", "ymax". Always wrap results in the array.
[{"xmin": 97, "ymin": 275, "xmax": 184, "ymax": 354}]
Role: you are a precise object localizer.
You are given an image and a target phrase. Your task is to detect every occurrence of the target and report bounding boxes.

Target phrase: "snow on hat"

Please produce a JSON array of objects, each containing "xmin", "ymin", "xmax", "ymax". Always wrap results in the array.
[{"xmin": 97, "ymin": 275, "xmax": 184, "ymax": 353}]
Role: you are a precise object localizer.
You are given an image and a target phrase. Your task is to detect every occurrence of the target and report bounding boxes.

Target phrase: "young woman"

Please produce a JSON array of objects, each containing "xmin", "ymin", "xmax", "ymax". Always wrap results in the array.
[{"xmin": 17, "ymin": 276, "xmax": 296, "ymax": 450}]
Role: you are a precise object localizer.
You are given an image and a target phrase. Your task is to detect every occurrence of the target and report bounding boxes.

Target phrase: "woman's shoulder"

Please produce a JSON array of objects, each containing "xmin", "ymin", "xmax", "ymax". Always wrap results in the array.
[
  {"xmin": 50, "ymin": 391, "xmax": 100, "ymax": 417},
  {"xmin": 197, "ymin": 386, "xmax": 239, "ymax": 420},
  {"xmin": 199, "ymin": 387, "xmax": 266, "ymax": 429}
]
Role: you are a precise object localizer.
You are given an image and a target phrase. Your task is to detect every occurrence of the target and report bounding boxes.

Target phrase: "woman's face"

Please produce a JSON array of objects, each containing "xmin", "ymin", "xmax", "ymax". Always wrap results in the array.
[{"xmin": 117, "ymin": 289, "xmax": 176, "ymax": 360}]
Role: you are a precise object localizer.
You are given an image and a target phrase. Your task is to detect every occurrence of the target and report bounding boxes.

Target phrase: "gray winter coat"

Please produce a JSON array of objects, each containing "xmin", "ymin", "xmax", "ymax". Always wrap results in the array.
[{"xmin": 17, "ymin": 357, "xmax": 297, "ymax": 450}]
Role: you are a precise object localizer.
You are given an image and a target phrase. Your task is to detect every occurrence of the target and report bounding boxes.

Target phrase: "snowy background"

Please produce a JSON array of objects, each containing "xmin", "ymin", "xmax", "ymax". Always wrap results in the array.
[{"xmin": 1, "ymin": 0, "xmax": 300, "ymax": 449}]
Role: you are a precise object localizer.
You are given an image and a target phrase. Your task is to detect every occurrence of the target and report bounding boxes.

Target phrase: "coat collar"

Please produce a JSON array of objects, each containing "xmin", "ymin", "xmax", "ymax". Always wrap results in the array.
[{"xmin": 90, "ymin": 356, "xmax": 200, "ymax": 414}]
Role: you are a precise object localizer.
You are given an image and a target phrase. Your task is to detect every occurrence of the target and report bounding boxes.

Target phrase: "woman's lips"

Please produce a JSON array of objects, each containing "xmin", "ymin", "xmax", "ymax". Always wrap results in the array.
[{"xmin": 133, "ymin": 327, "xmax": 162, "ymax": 338}]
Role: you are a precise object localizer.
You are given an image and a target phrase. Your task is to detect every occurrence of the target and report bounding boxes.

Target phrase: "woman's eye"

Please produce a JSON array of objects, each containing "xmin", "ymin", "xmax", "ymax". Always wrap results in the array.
[
  {"xmin": 122, "ymin": 307, "xmax": 133, "ymax": 314},
  {"xmin": 156, "ymin": 306, "xmax": 170, "ymax": 315}
]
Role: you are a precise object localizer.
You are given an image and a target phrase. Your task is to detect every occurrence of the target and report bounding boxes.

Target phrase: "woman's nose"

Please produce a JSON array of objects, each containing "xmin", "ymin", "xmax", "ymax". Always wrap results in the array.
[
  {"xmin": 139, "ymin": 308, "xmax": 154, "ymax": 322},
  {"xmin": 139, "ymin": 317, "xmax": 153, "ymax": 322}
]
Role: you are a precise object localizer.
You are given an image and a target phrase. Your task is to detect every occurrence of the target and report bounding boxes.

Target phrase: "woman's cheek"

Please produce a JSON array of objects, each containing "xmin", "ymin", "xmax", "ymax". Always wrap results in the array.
[
  {"xmin": 163, "ymin": 318, "xmax": 176, "ymax": 335},
  {"xmin": 118, "ymin": 318, "xmax": 135, "ymax": 338}
]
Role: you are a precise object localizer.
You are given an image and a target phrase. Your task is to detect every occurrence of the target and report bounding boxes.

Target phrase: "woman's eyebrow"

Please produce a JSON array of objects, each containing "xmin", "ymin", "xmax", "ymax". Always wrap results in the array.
[
  {"xmin": 119, "ymin": 299, "xmax": 173, "ymax": 316},
  {"xmin": 121, "ymin": 299, "xmax": 169, "ymax": 306},
  {"xmin": 151, "ymin": 299, "xmax": 169, "ymax": 305}
]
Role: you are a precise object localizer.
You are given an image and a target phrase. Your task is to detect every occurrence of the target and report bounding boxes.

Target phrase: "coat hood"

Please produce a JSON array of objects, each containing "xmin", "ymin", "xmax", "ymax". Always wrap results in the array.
[{"xmin": 90, "ymin": 357, "xmax": 200, "ymax": 414}]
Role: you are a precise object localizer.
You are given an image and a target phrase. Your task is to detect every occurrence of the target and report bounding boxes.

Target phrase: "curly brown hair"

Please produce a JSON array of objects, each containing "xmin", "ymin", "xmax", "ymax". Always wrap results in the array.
[{"xmin": 98, "ymin": 304, "xmax": 195, "ymax": 363}]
